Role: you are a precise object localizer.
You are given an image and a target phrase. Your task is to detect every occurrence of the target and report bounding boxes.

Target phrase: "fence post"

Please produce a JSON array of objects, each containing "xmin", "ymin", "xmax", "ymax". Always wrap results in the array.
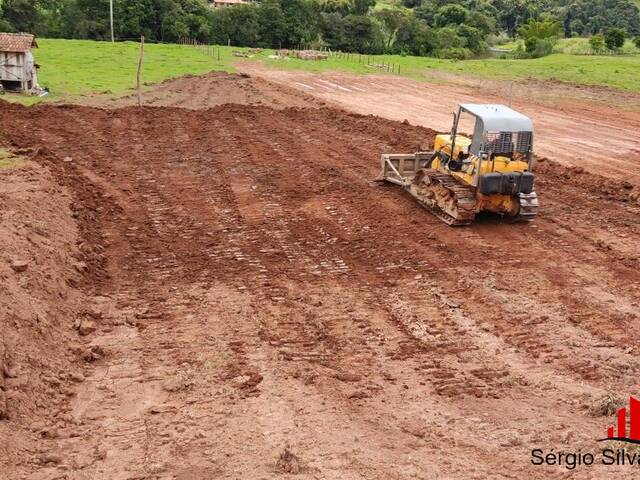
[{"xmin": 136, "ymin": 35, "xmax": 145, "ymax": 108}]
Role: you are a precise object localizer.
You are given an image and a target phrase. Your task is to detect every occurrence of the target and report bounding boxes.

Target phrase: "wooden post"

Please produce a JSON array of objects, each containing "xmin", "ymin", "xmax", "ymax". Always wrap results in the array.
[
  {"xmin": 136, "ymin": 36, "xmax": 145, "ymax": 107},
  {"xmin": 109, "ymin": 0, "xmax": 114, "ymax": 43},
  {"xmin": 217, "ymin": 47, "xmax": 221, "ymax": 61}
]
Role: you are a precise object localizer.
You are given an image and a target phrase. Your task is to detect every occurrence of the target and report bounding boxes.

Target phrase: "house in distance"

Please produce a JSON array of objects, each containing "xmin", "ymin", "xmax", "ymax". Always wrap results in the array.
[
  {"xmin": 0, "ymin": 33, "xmax": 40, "ymax": 93},
  {"xmin": 209, "ymin": 0, "xmax": 251, "ymax": 8}
]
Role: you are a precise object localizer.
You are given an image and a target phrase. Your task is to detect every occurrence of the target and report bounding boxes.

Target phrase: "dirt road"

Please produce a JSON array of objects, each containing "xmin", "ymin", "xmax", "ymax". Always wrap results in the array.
[
  {"xmin": 238, "ymin": 65, "xmax": 640, "ymax": 183},
  {"xmin": 1, "ymin": 75, "xmax": 640, "ymax": 479}
]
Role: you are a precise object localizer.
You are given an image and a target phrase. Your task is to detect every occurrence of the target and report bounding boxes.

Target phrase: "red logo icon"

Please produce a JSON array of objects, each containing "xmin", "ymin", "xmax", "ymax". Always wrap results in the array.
[{"xmin": 600, "ymin": 397, "xmax": 640, "ymax": 444}]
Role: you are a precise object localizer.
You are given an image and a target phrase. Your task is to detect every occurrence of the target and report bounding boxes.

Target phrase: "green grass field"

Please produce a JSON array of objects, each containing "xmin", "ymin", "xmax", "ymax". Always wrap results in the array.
[
  {"xmin": 14, "ymin": 38, "xmax": 237, "ymax": 104},
  {"xmin": 498, "ymin": 37, "xmax": 640, "ymax": 55},
  {"xmin": 5, "ymin": 38, "xmax": 640, "ymax": 105},
  {"xmin": 263, "ymin": 51, "xmax": 640, "ymax": 92}
]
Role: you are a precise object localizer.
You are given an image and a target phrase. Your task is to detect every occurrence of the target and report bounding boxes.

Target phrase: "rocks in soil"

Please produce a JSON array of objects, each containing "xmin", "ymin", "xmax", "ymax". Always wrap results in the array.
[
  {"xmin": 275, "ymin": 444, "xmax": 302, "ymax": 474},
  {"xmin": 69, "ymin": 372, "xmax": 85, "ymax": 383},
  {"xmin": 162, "ymin": 373, "xmax": 194, "ymax": 393},
  {"xmin": 73, "ymin": 261, "xmax": 88, "ymax": 273},
  {"xmin": 347, "ymin": 390, "xmax": 369, "ymax": 400},
  {"xmin": 400, "ymin": 420, "xmax": 427, "ymax": 439},
  {"xmin": 333, "ymin": 371, "xmax": 361, "ymax": 383},
  {"xmin": 77, "ymin": 320, "xmax": 97, "ymax": 336},
  {"xmin": 10, "ymin": 259, "xmax": 29, "ymax": 272},
  {"xmin": 588, "ymin": 392, "xmax": 624, "ymax": 417},
  {"xmin": 36, "ymin": 453, "xmax": 63, "ymax": 465},
  {"xmin": 82, "ymin": 345, "xmax": 105, "ymax": 362}
]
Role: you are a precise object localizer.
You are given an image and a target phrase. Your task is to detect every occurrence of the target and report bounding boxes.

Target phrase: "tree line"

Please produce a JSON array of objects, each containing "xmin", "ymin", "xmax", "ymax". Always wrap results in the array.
[{"xmin": 1, "ymin": 0, "xmax": 639, "ymax": 58}]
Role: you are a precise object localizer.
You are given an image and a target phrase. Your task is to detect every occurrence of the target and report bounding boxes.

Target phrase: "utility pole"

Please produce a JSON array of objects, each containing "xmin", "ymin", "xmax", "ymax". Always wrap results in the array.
[{"xmin": 110, "ymin": 0, "xmax": 114, "ymax": 43}]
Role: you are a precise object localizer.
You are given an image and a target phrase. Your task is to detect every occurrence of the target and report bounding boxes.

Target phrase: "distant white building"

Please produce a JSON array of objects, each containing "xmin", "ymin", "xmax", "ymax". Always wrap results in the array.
[
  {"xmin": 0, "ymin": 33, "xmax": 39, "ymax": 93},
  {"xmin": 210, "ymin": 0, "xmax": 251, "ymax": 8}
]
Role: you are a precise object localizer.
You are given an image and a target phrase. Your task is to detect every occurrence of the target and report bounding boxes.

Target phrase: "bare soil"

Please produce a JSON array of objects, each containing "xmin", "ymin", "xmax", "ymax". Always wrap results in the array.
[
  {"xmin": 90, "ymin": 71, "xmax": 325, "ymax": 110},
  {"xmin": 238, "ymin": 65, "xmax": 640, "ymax": 183},
  {"xmin": 0, "ymin": 72, "xmax": 639, "ymax": 479}
]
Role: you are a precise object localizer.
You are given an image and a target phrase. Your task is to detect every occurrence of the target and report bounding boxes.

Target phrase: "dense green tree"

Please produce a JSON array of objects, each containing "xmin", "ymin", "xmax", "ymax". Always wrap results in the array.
[
  {"xmin": 394, "ymin": 15, "xmax": 434, "ymax": 55},
  {"xmin": 3, "ymin": 0, "xmax": 638, "ymax": 60},
  {"xmin": 282, "ymin": 0, "xmax": 321, "ymax": 46},
  {"xmin": 491, "ymin": 0, "xmax": 538, "ymax": 37},
  {"xmin": 434, "ymin": 4, "xmax": 469, "ymax": 27},
  {"xmin": 605, "ymin": 27, "xmax": 626, "ymax": 50},
  {"xmin": 517, "ymin": 17, "xmax": 561, "ymax": 40},
  {"xmin": 1, "ymin": 0, "xmax": 42, "ymax": 32},
  {"xmin": 320, "ymin": 0, "xmax": 352, "ymax": 15},
  {"xmin": 319, "ymin": 12, "xmax": 346, "ymax": 48},
  {"xmin": 563, "ymin": 0, "xmax": 639, "ymax": 36},
  {"xmin": 374, "ymin": 9, "xmax": 405, "ymax": 50},
  {"xmin": 457, "ymin": 23, "xmax": 485, "ymax": 52},
  {"xmin": 353, "ymin": 0, "xmax": 375, "ymax": 15},
  {"xmin": 210, "ymin": 4, "xmax": 260, "ymax": 46},
  {"xmin": 256, "ymin": 0, "xmax": 286, "ymax": 47},
  {"xmin": 341, "ymin": 14, "xmax": 384, "ymax": 52}
]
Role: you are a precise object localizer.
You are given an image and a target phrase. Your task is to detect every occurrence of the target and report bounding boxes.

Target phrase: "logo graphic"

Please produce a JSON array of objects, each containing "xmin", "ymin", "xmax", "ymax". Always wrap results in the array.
[{"xmin": 599, "ymin": 396, "xmax": 640, "ymax": 444}]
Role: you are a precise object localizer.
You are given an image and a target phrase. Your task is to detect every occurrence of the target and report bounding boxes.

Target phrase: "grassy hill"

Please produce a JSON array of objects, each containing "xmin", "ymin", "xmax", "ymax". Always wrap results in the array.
[
  {"xmin": 6, "ymin": 38, "xmax": 640, "ymax": 105},
  {"xmin": 21, "ymin": 38, "xmax": 233, "ymax": 104}
]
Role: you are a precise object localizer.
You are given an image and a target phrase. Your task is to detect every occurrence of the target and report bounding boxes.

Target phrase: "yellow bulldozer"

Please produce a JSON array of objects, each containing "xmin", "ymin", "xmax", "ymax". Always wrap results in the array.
[{"xmin": 380, "ymin": 104, "xmax": 538, "ymax": 226}]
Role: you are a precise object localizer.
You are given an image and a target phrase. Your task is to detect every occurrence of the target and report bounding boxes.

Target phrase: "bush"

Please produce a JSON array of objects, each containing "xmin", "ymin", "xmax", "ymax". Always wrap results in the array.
[
  {"xmin": 512, "ymin": 37, "xmax": 554, "ymax": 59},
  {"xmin": 517, "ymin": 18, "xmax": 560, "ymax": 58},
  {"xmin": 589, "ymin": 33, "xmax": 606, "ymax": 54},
  {"xmin": 634, "ymin": 36, "xmax": 640, "ymax": 49},
  {"xmin": 605, "ymin": 27, "xmax": 626, "ymax": 51},
  {"xmin": 518, "ymin": 19, "xmax": 562, "ymax": 41},
  {"xmin": 435, "ymin": 47, "xmax": 471, "ymax": 59},
  {"xmin": 528, "ymin": 37, "xmax": 555, "ymax": 58}
]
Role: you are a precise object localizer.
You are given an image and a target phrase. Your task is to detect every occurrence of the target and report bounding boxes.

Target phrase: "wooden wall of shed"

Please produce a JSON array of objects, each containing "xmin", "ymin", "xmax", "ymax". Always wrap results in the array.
[{"xmin": 0, "ymin": 51, "xmax": 27, "ymax": 82}]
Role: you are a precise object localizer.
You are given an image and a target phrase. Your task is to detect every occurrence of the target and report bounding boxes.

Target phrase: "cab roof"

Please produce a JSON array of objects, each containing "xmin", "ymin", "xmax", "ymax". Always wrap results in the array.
[{"xmin": 459, "ymin": 104, "xmax": 533, "ymax": 132}]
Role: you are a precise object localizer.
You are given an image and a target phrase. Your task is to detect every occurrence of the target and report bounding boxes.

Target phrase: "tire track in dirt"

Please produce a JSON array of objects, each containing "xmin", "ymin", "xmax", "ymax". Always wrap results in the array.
[{"xmin": 1, "ymin": 100, "xmax": 639, "ymax": 479}]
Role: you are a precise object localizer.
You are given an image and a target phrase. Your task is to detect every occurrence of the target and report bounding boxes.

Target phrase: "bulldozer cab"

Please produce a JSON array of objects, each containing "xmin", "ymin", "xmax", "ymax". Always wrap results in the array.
[{"xmin": 452, "ymin": 104, "xmax": 534, "ymax": 174}]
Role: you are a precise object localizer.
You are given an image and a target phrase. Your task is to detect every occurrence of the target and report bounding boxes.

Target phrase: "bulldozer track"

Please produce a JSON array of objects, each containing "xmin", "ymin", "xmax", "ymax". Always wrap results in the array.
[{"xmin": 412, "ymin": 169, "xmax": 477, "ymax": 226}]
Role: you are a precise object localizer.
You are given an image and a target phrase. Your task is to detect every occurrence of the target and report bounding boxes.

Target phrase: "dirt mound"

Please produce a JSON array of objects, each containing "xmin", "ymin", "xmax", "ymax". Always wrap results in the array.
[
  {"xmin": 0, "ymin": 156, "xmax": 95, "ymax": 477},
  {"xmin": 0, "ymin": 98, "xmax": 639, "ymax": 479},
  {"xmin": 88, "ymin": 71, "xmax": 325, "ymax": 110}
]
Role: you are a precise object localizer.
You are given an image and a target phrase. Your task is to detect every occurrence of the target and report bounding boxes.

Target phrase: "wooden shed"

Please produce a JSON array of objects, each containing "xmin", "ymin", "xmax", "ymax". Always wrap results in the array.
[{"xmin": 0, "ymin": 33, "xmax": 39, "ymax": 93}]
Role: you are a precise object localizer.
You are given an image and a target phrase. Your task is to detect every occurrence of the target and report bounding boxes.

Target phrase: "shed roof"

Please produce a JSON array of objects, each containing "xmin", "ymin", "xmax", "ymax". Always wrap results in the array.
[
  {"xmin": 460, "ymin": 103, "xmax": 533, "ymax": 132},
  {"xmin": 0, "ymin": 33, "xmax": 38, "ymax": 53}
]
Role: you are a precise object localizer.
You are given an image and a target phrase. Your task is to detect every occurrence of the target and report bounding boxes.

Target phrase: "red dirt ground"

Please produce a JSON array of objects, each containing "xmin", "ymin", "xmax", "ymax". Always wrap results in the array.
[
  {"xmin": 90, "ymin": 71, "xmax": 325, "ymax": 110},
  {"xmin": 238, "ymin": 65, "xmax": 640, "ymax": 183},
  {"xmin": 0, "ymin": 73, "xmax": 639, "ymax": 479}
]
